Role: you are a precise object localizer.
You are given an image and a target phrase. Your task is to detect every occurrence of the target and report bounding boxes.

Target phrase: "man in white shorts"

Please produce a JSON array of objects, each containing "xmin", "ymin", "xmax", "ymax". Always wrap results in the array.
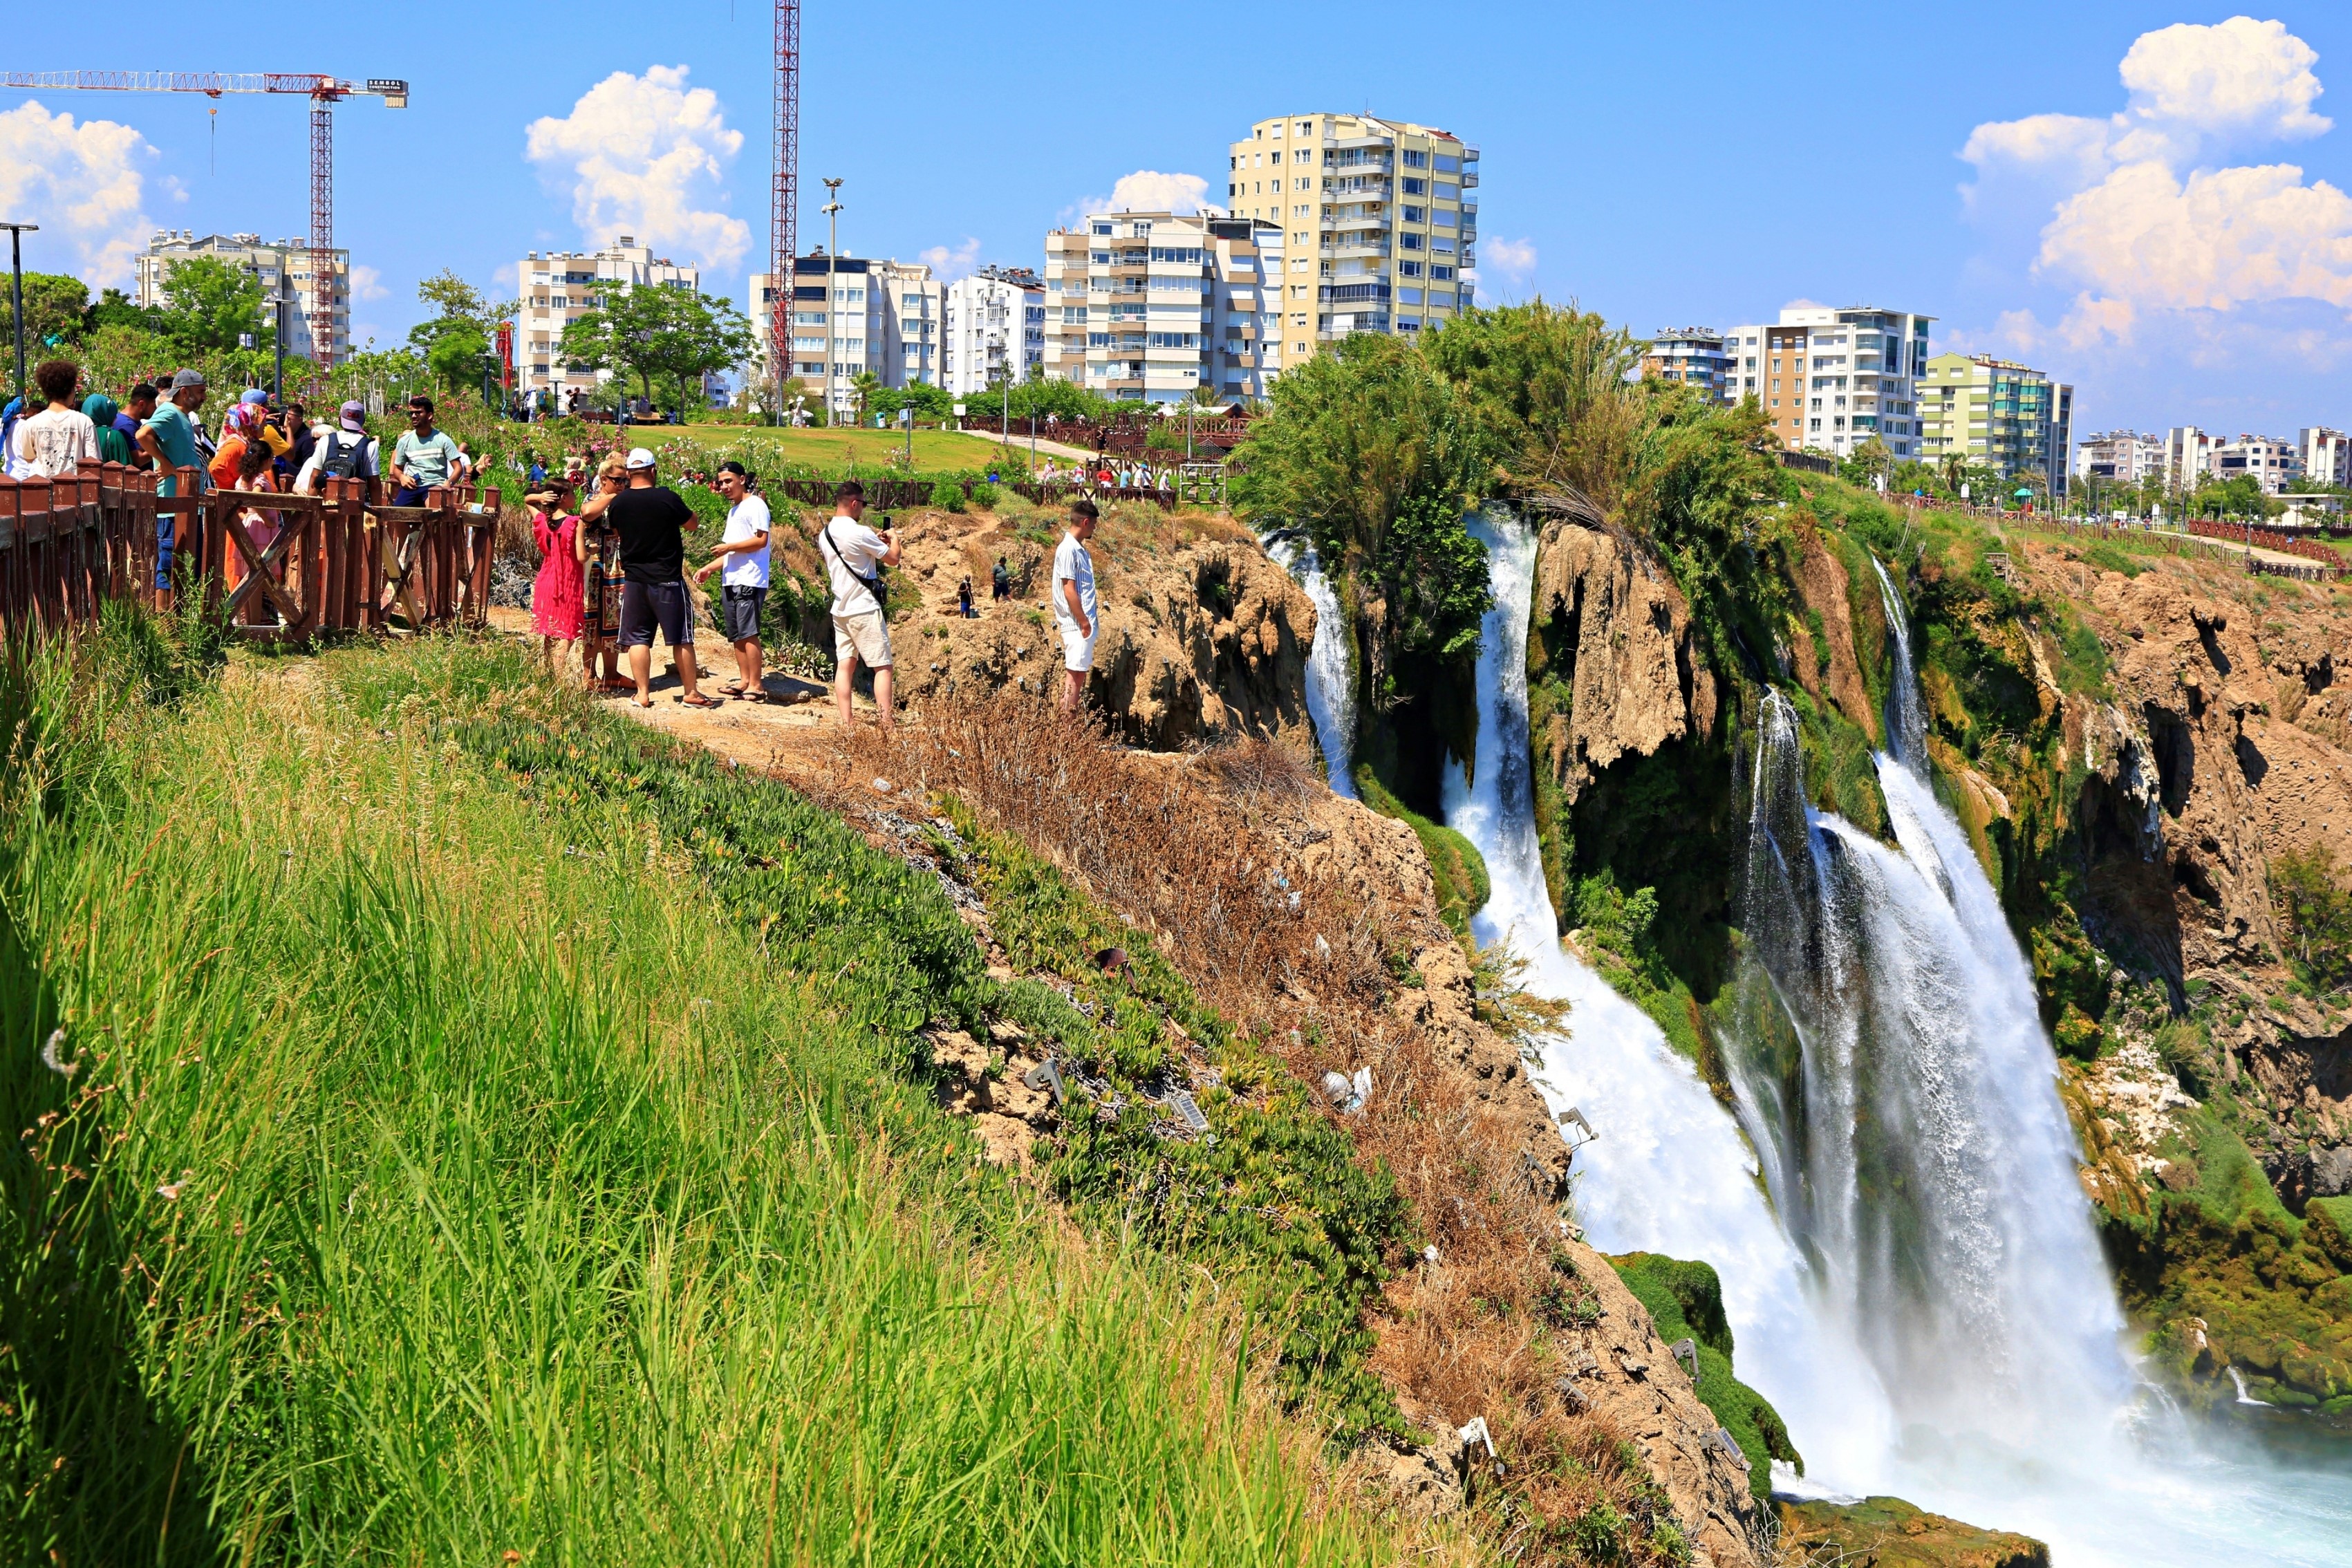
[
  {"xmin": 1052, "ymin": 498, "xmax": 1100, "ymax": 715},
  {"xmin": 819, "ymin": 479, "xmax": 901, "ymax": 731}
]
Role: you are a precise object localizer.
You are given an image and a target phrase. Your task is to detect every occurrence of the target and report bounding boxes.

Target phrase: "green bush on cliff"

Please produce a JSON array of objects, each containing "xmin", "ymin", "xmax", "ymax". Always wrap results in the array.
[
  {"xmin": 2272, "ymin": 843, "xmax": 2352, "ymax": 990},
  {"xmin": 1353, "ymin": 765, "xmax": 1491, "ymax": 935},
  {"xmin": 1608, "ymin": 1253, "xmax": 1801, "ymax": 1497}
]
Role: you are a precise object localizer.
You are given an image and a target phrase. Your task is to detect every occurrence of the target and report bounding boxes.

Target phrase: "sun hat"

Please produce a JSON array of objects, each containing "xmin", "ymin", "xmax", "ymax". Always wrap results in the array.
[
  {"xmin": 624, "ymin": 447, "xmax": 655, "ymax": 470},
  {"xmin": 338, "ymin": 400, "xmax": 367, "ymax": 433},
  {"xmin": 240, "ymin": 389, "xmax": 269, "ymax": 405}
]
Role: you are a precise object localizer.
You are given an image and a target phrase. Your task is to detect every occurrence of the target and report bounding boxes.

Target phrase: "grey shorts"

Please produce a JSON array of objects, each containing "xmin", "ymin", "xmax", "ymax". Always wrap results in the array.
[
  {"xmin": 619, "ymin": 579, "xmax": 693, "ymax": 650},
  {"xmin": 722, "ymin": 585, "xmax": 766, "ymax": 643}
]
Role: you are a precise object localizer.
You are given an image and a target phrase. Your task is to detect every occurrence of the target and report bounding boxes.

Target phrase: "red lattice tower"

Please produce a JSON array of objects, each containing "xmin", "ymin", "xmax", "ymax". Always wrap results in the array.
[
  {"xmin": 770, "ymin": 0, "xmax": 800, "ymax": 414},
  {"xmin": 309, "ymin": 95, "xmax": 335, "ymax": 369}
]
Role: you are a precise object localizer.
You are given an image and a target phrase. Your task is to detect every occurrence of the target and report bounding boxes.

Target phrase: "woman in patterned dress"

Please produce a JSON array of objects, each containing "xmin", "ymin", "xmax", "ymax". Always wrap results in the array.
[{"xmin": 574, "ymin": 454, "xmax": 630, "ymax": 691}]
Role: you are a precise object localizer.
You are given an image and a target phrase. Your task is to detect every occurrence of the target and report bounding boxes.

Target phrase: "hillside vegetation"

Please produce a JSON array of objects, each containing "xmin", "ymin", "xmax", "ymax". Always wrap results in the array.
[{"xmin": 0, "ymin": 619, "xmax": 1408, "ymax": 1565}]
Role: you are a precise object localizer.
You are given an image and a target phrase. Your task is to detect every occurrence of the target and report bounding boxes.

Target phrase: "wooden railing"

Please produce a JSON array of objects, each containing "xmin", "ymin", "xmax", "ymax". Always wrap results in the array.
[{"xmin": 0, "ymin": 460, "xmax": 502, "ymax": 642}]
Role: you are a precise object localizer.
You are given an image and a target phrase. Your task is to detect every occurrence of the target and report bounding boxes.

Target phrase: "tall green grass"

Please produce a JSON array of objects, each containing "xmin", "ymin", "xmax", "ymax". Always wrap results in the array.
[{"xmin": 0, "ymin": 631, "xmax": 1399, "ymax": 1565}]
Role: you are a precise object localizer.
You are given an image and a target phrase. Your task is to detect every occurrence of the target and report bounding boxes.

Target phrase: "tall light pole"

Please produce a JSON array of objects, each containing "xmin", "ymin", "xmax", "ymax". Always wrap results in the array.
[
  {"xmin": 821, "ymin": 177, "xmax": 843, "ymax": 426},
  {"xmin": 2, "ymin": 222, "xmax": 37, "ymax": 408}
]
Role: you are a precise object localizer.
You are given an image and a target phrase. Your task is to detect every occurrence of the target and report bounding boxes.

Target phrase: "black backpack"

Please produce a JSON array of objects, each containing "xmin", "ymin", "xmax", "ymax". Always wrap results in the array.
[{"xmin": 319, "ymin": 430, "xmax": 375, "ymax": 480}]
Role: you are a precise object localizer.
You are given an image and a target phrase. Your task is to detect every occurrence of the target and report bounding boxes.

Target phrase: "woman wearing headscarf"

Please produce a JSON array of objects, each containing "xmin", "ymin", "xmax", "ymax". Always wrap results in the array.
[{"xmin": 83, "ymin": 393, "xmax": 136, "ymax": 466}]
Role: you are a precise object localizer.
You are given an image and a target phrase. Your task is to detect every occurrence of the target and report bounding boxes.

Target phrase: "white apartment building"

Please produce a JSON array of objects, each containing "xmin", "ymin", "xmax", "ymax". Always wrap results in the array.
[
  {"xmin": 135, "ymin": 230, "xmax": 352, "ymax": 364},
  {"xmin": 942, "ymin": 267, "xmax": 1045, "ymax": 397},
  {"xmin": 2163, "ymin": 427, "xmax": 2217, "ymax": 490},
  {"xmin": 1227, "ymin": 112, "xmax": 1477, "ymax": 374},
  {"xmin": 1642, "ymin": 328, "xmax": 1733, "ymax": 404},
  {"xmin": 517, "ymin": 238, "xmax": 700, "ymax": 410},
  {"xmin": 2214, "ymin": 434, "xmax": 2302, "ymax": 495},
  {"xmin": 1043, "ymin": 213, "xmax": 1278, "ymax": 404},
  {"xmin": 2074, "ymin": 430, "xmax": 2165, "ymax": 485},
  {"xmin": 2299, "ymin": 427, "xmax": 2350, "ymax": 488},
  {"xmin": 1721, "ymin": 306, "xmax": 1933, "ymax": 460},
  {"xmin": 748, "ymin": 252, "xmax": 942, "ymax": 420}
]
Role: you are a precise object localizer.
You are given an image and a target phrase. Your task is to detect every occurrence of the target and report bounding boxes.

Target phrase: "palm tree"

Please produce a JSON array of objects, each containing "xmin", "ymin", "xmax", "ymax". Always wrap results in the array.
[{"xmin": 852, "ymin": 371, "xmax": 883, "ymax": 429}]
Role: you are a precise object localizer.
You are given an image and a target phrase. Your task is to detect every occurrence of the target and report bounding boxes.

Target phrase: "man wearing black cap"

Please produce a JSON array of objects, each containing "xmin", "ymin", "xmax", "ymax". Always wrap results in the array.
[{"xmin": 581, "ymin": 445, "xmax": 715, "ymax": 709}]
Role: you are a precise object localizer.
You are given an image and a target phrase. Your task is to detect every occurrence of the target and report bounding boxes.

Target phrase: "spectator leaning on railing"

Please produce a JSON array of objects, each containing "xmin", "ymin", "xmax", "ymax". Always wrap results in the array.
[{"xmin": 9, "ymin": 359, "xmax": 100, "ymax": 479}]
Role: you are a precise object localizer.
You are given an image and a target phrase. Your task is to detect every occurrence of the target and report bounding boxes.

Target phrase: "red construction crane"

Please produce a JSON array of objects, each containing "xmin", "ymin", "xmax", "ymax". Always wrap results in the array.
[
  {"xmin": 0, "ymin": 72, "xmax": 409, "ymax": 371},
  {"xmin": 770, "ymin": 1, "xmax": 799, "ymax": 417}
]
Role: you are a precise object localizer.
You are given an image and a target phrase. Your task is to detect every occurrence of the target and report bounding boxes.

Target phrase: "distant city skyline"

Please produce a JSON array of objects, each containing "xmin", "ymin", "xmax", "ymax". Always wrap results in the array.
[{"xmin": 4, "ymin": 4, "xmax": 2349, "ymax": 436}]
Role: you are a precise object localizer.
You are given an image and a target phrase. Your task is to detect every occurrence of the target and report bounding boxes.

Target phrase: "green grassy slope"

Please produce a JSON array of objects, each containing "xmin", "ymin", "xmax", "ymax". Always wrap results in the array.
[{"xmin": 0, "ymin": 625, "xmax": 1397, "ymax": 1565}]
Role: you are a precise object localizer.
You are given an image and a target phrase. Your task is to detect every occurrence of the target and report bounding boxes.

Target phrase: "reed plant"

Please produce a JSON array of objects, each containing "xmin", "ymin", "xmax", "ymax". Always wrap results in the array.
[{"xmin": 0, "ymin": 630, "xmax": 1398, "ymax": 1566}]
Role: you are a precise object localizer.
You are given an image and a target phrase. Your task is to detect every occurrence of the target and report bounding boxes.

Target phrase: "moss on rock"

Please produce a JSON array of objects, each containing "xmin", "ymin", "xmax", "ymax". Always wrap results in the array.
[{"xmin": 1607, "ymin": 1253, "xmax": 1799, "ymax": 1497}]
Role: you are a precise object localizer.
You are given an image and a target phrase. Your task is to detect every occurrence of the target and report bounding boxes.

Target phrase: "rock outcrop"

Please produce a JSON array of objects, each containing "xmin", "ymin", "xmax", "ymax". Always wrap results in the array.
[
  {"xmin": 876, "ymin": 505, "xmax": 1314, "ymax": 749},
  {"xmin": 1528, "ymin": 509, "xmax": 1717, "ymax": 804}
]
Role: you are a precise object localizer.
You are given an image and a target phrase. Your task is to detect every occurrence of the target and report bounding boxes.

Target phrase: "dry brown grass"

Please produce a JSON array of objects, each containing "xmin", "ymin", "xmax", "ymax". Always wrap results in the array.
[{"xmin": 798, "ymin": 691, "xmax": 1712, "ymax": 1567}]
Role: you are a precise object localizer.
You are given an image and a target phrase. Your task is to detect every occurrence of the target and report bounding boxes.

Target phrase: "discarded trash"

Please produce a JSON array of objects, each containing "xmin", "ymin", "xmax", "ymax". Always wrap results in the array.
[
  {"xmin": 1669, "ymin": 1337, "xmax": 1700, "ymax": 1382},
  {"xmin": 1023, "ymin": 1058, "xmax": 1067, "ymax": 1105},
  {"xmin": 1456, "ymin": 1415, "xmax": 1502, "ymax": 1475},
  {"xmin": 40, "ymin": 1029, "xmax": 77, "ymax": 1078},
  {"xmin": 1314, "ymin": 933, "xmax": 1331, "ymax": 960},
  {"xmin": 1318, "ymin": 1066, "xmax": 1371, "ymax": 1114},
  {"xmin": 872, "ymin": 776, "xmax": 894, "ymax": 794},
  {"xmin": 1711, "ymin": 1428, "xmax": 1751, "ymax": 1469},
  {"xmin": 1556, "ymin": 1105, "xmax": 1598, "ymax": 1154},
  {"xmin": 1168, "ymin": 1090, "xmax": 1209, "ymax": 1132},
  {"xmin": 1423, "ymin": 1244, "xmax": 1440, "ymax": 1264},
  {"xmin": 1094, "ymin": 946, "xmax": 1130, "ymax": 977}
]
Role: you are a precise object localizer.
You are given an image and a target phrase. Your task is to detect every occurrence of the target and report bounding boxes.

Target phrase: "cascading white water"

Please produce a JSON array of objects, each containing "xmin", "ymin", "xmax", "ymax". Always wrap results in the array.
[
  {"xmin": 1441, "ymin": 508, "xmax": 2352, "ymax": 1564},
  {"xmin": 1266, "ymin": 536, "xmax": 1358, "ymax": 797}
]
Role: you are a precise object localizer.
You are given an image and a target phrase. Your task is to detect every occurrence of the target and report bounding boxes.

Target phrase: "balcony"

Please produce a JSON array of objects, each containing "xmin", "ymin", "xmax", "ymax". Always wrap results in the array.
[
  {"xmin": 1321, "ymin": 234, "xmax": 1392, "ymax": 259},
  {"xmin": 1460, "ymin": 169, "xmax": 1479, "ymax": 188}
]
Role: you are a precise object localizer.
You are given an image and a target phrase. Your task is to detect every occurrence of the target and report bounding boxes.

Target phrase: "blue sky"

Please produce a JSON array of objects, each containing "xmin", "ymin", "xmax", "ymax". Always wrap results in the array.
[{"xmin": 6, "ymin": 4, "xmax": 2350, "ymax": 438}]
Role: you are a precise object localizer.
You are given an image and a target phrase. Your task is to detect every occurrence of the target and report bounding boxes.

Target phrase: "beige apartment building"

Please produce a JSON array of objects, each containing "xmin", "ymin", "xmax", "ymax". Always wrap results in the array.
[
  {"xmin": 749, "ymin": 252, "xmax": 942, "ymax": 420},
  {"xmin": 136, "ymin": 230, "xmax": 353, "ymax": 364},
  {"xmin": 517, "ymin": 239, "xmax": 699, "ymax": 411},
  {"xmin": 1723, "ymin": 306, "xmax": 1934, "ymax": 460},
  {"xmin": 1642, "ymin": 328, "xmax": 1734, "ymax": 404},
  {"xmin": 1226, "ymin": 112, "xmax": 1477, "ymax": 373},
  {"xmin": 1043, "ymin": 213, "xmax": 1278, "ymax": 404}
]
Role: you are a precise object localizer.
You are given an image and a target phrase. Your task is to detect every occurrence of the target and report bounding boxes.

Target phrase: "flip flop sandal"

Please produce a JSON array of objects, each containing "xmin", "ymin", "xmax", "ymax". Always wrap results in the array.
[
  {"xmin": 738, "ymin": 689, "xmax": 769, "ymax": 704},
  {"xmin": 679, "ymin": 693, "xmax": 722, "ymax": 709},
  {"xmin": 717, "ymin": 679, "xmax": 747, "ymax": 695}
]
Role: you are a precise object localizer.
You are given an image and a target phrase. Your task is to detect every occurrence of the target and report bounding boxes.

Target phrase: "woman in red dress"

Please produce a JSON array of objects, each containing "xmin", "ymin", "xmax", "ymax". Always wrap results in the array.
[{"xmin": 529, "ymin": 479, "xmax": 586, "ymax": 672}]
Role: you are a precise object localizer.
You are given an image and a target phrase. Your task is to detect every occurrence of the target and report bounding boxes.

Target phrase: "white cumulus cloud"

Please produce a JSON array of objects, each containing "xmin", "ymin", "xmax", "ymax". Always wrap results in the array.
[
  {"xmin": 920, "ymin": 237, "xmax": 982, "ymax": 281},
  {"xmin": 1955, "ymin": 14, "xmax": 2352, "ymax": 376},
  {"xmin": 1067, "ymin": 170, "xmax": 1222, "ymax": 221},
  {"xmin": 1473, "ymin": 236, "xmax": 1537, "ymax": 302},
  {"xmin": 0, "ymin": 101, "xmax": 165, "ymax": 288},
  {"xmin": 524, "ymin": 66, "xmax": 749, "ymax": 272},
  {"xmin": 349, "ymin": 263, "xmax": 387, "ymax": 301}
]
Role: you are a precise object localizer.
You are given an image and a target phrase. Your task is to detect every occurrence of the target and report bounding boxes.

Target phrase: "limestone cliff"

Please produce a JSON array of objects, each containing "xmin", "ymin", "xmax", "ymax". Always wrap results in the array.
[{"xmin": 875, "ymin": 505, "xmax": 1314, "ymax": 749}]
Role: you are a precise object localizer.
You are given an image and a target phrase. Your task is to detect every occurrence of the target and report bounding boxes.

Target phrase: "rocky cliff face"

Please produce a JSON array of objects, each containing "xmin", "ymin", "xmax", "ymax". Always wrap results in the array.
[{"xmin": 876, "ymin": 505, "xmax": 1315, "ymax": 749}]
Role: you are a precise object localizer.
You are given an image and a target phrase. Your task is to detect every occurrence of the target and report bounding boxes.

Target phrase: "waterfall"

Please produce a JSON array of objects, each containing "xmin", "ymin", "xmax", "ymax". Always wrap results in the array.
[
  {"xmin": 1266, "ymin": 536, "xmax": 1358, "ymax": 797},
  {"xmin": 1868, "ymin": 557, "xmax": 1926, "ymax": 772},
  {"xmin": 1444, "ymin": 507, "xmax": 2352, "ymax": 1565}
]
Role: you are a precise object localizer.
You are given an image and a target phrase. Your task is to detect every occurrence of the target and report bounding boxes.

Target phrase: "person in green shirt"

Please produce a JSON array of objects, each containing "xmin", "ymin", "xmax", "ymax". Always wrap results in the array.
[
  {"xmin": 389, "ymin": 395, "xmax": 463, "ymax": 505},
  {"xmin": 136, "ymin": 368, "xmax": 212, "ymax": 599},
  {"xmin": 82, "ymin": 392, "xmax": 135, "ymax": 466}
]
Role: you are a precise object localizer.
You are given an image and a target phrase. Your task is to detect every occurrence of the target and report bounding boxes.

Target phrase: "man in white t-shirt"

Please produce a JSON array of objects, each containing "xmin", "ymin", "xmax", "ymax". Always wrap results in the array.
[
  {"xmin": 1052, "ymin": 498, "xmax": 1100, "ymax": 715},
  {"xmin": 693, "ymin": 460, "xmax": 773, "ymax": 700},
  {"xmin": 11, "ymin": 360, "xmax": 100, "ymax": 479},
  {"xmin": 818, "ymin": 479, "xmax": 901, "ymax": 731}
]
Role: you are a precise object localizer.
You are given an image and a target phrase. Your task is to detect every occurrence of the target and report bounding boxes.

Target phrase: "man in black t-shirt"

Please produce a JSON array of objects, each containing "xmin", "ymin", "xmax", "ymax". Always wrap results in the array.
[{"xmin": 581, "ymin": 447, "xmax": 716, "ymax": 708}]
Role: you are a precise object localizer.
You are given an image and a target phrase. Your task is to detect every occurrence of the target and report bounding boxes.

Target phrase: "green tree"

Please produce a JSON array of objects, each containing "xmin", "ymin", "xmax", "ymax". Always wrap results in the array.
[
  {"xmin": 0, "ymin": 272, "xmax": 92, "ymax": 353},
  {"xmin": 405, "ymin": 269, "xmax": 513, "ymax": 399},
  {"xmin": 558, "ymin": 283, "xmax": 751, "ymax": 420},
  {"xmin": 157, "ymin": 256, "xmax": 268, "ymax": 354},
  {"xmin": 2273, "ymin": 844, "xmax": 2352, "ymax": 987},
  {"xmin": 83, "ymin": 286, "xmax": 156, "ymax": 336},
  {"xmin": 1839, "ymin": 436, "xmax": 1894, "ymax": 488},
  {"xmin": 869, "ymin": 381, "xmax": 956, "ymax": 422}
]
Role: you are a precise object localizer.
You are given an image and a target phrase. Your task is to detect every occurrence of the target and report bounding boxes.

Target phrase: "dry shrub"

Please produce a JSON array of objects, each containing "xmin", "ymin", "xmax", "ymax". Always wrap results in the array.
[{"xmin": 805, "ymin": 691, "xmax": 1708, "ymax": 1567}]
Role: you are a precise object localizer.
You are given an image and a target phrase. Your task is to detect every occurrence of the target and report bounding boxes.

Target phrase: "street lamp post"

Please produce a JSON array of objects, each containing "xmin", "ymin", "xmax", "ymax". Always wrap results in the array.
[
  {"xmin": 2, "ymin": 222, "xmax": 39, "ymax": 409},
  {"xmin": 821, "ymin": 178, "xmax": 843, "ymax": 427}
]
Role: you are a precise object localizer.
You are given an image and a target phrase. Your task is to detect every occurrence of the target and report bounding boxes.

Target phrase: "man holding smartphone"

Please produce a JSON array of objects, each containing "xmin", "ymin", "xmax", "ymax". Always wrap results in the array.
[{"xmin": 818, "ymin": 480, "xmax": 899, "ymax": 731}]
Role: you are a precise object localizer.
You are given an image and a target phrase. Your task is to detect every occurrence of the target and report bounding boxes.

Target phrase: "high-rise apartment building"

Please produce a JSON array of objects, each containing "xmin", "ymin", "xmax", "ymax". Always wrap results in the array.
[
  {"xmin": 1641, "ymin": 328, "xmax": 1733, "ymax": 404},
  {"xmin": 1226, "ymin": 112, "xmax": 1477, "ymax": 375},
  {"xmin": 1723, "ymin": 306, "xmax": 1932, "ymax": 460},
  {"xmin": 2299, "ymin": 427, "xmax": 2350, "ymax": 488},
  {"xmin": 1042, "ymin": 213, "xmax": 1278, "ymax": 404},
  {"xmin": 1918, "ymin": 353, "xmax": 2073, "ymax": 493},
  {"xmin": 517, "ymin": 239, "xmax": 700, "ymax": 410},
  {"xmin": 2164, "ymin": 427, "xmax": 2218, "ymax": 491},
  {"xmin": 942, "ymin": 267, "xmax": 1045, "ymax": 397},
  {"xmin": 749, "ymin": 252, "xmax": 942, "ymax": 420},
  {"xmin": 136, "ymin": 230, "xmax": 352, "ymax": 364},
  {"xmin": 2073, "ymin": 431, "xmax": 2165, "ymax": 486}
]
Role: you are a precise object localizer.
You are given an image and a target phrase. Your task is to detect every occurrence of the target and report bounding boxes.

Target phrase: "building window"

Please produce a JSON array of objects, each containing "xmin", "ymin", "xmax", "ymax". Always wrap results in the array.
[
  {"xmin": 1401, "ymin": 232, "xmax": 1424, "ymax": 250},
  {"xmin": 1403, "ymin": 149, "xmax": 1428, "ymax": 168},
  {"xmin": 1402, "ymin": 205, "xmax": 1426, "ymax": 223},
  {"xmin": 1401, "ymin": 261, "xmax": 1423, "ymax": 277}
]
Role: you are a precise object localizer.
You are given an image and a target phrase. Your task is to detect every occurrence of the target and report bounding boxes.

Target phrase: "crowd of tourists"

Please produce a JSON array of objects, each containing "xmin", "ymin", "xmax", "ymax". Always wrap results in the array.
[
  {"xmin": 3, "ymin": 355, "xmax": 489, "ymax": 605},
  {"xmin": 523, "ymin": 460, "xmax": 1101, "ymax": 730}
]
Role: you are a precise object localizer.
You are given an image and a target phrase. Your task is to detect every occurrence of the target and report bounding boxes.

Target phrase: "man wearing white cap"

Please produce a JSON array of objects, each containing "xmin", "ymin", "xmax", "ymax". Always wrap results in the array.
[
  {"xmin": 581, "ymin": 446, "xmax": 716, "ymax": 709},
  {"xmin": 296, "ymin": 400, "xmax": 380, "ymax": 494}
]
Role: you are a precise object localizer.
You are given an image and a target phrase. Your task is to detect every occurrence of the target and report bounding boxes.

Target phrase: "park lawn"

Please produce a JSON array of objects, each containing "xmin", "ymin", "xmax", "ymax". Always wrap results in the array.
[{"xmin": 667, "ymin": 423, "xmax": 1020, "ymax": 471}]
